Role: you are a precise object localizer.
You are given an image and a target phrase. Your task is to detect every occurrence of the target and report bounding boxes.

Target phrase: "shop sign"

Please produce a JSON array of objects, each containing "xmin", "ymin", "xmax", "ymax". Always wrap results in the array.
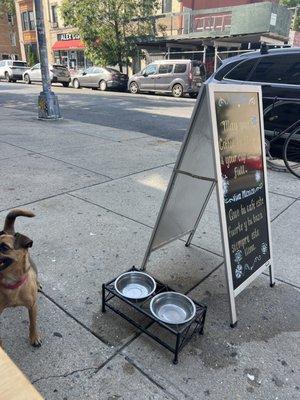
[{"xmin": 57, "ymin": 33, "xmax": 80, "ymax": 41}]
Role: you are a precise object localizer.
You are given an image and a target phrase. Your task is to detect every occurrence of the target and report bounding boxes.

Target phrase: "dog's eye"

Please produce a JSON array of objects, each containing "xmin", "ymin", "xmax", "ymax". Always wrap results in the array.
[{"xmin": 0, "ymin": 243, "xmax": 10, "ymax": 252}]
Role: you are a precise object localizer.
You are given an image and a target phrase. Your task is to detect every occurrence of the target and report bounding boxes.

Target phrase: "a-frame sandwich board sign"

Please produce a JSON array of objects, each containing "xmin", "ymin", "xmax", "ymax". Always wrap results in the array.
[{"xmin": 141, "ymin": 83, "xmax": 275, "ymax": 326}]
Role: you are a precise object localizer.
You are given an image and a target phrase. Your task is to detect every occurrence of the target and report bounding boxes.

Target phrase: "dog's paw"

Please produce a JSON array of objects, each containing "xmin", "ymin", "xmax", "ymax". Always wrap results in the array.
[
  {"xmin": 37, "ymin": 281, "xmax": 43, "ymax": 292},
  {"xmin": 30, "ymin": 334, "xmax": 42, "ymax": 347}
]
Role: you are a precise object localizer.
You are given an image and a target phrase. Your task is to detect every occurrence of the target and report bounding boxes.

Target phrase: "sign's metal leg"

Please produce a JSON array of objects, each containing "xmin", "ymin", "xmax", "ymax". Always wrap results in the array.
[
  {"xmin": 269, "ymin": 264, "xmax": 275, "ymax": 287},
  {"xmin": 185, "ymin": 182, "xmax": 216, "ymax": 247},
  {"xmin": 102, "ymin": 284, "xmax": 106, "ymax": 313},
  {"xmin": 173, "ymin": 334, "xmax": 180, "ymax": 365},
  {"xmin": 229, "ymin": 298, "xmax": 237, "ymax": 328},
  {"xmin": 141, "ymin": 244, "xmax": 152, "ymax": 271}
]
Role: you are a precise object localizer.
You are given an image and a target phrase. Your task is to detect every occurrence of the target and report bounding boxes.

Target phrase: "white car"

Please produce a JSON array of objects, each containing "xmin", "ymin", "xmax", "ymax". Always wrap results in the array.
[
  {"xmin": 0, "ymin": 60, "xmax": 28, "ymax": 82},
  {"xmin": 23, "ymin": 63, "xmax": 71, "ymax": 87}
]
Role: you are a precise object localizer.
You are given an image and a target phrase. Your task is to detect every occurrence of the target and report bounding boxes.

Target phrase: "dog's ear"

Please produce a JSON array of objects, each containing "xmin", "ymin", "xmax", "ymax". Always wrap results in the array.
[{"xmin": 14, "ymin": 233, "xmax": 33, "ymax": 249}]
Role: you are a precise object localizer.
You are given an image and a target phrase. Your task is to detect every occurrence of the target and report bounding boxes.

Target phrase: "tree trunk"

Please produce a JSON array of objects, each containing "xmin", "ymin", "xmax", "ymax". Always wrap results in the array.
[{"xmin": 114, "ymin": 20, "xmax": 123, "ymax": 72}]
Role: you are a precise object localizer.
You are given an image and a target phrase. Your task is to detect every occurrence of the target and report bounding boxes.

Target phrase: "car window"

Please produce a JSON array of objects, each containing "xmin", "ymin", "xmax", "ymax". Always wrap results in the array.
[
  {"xmin": 249, "ymin": 54, "xmax": 300, "ymax": 85},
  {"xmin": 94, "ymin": 67, "xmax": 105, "ymax": 74},
  {"xmin": 13, "ymin": 61, "xmax": 27, "ymax": 67},
  {"xmin": 7, "ymin": 60, "xmax": 13, "ymax": 66},
  {"xmin": 106, "ymin": 67, "xmax": 119, "ymax": 74},
  {"xmin": 158, "ymin": 64, "xmax": 173, "ymax": 74},
  {"xmin": 214, "ymin": 60, "xmax": 242, "ymax": 81},
  {"xmin": 192, "ymin": 64, "xmax": 205, "ymax": 77},
  {"xmin": 174, "ymin": 64, "xmax": 187, "ymax": 73},
  {"xmin": 32, "ymin": 63, "xmax": 40, "ymax": 69},
  {"xmin": 224, "ymin": 59, "xmax": 257, "ymax": 81},
  {"xmin": 53, "ymin": 64, "xmax": 67, "ymax": 69},
  {"xmin": 264, "ymin": 102, "xmax": 300, "ymax": 132},
  {"xmin": 0, "ymin": 61, "xmax": 4, "ymax": 67},
  {"xmin": 84, "ymin": 67, "xmax": 93, "ymax": 74},
  {"xmin": 144, "ymin": 64, "xmax": 157, "ymax": 75}
]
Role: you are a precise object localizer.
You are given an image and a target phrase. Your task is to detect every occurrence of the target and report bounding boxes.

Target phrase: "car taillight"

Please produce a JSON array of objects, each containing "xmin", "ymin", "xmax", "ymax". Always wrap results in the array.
[{"xmin": 188, "ymin": 71, "xmax": 193, "ymax": 83}]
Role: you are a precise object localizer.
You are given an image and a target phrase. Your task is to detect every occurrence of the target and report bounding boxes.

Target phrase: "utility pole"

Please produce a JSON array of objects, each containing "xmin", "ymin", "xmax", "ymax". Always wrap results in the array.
[{"xmin": 34, "ymin": 0, "xmax": 60, "ymax": 119}]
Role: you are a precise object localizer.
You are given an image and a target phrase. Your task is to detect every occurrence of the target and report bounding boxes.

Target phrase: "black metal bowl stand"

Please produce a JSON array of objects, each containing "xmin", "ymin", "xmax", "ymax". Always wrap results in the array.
[{"xmin": 102, "ymin": 266, "xmax": 207, "ymax": 364}]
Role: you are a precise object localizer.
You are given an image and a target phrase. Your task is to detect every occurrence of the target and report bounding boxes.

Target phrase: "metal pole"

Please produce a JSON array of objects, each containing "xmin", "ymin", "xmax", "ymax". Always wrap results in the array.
[
  {"xmin": 185, "ymin": 181, "xmax": 215, "ymax": 247},
  {"xmin": 214, "ymin": 45, "xmax": 218, "ymax": 72},
  {"xmin": 203, "ymin": 45, "xmax": 207, "ymax": 64},
  {"xmin": 34, "ymin": 0, "xmax": 60, "ymax": 119}
]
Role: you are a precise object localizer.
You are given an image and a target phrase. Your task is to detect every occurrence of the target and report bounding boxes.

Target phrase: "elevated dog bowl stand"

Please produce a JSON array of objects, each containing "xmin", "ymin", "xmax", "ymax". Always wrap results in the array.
[{"xmin": 102, "ymin": 267, "xmax": 207, "ymax": 364}]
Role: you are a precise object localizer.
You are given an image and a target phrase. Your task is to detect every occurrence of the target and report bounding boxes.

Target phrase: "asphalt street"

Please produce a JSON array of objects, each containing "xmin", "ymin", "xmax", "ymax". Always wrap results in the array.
[{"xmin": 0, "ymin": 81, "xmax": 195, "ymax": 141}]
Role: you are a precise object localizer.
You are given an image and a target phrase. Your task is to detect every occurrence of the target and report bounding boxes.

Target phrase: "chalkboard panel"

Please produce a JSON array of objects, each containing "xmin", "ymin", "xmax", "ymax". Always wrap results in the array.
[{"xmin": 214, "ymin": 92, "xmax": 270, "ymax": 290}]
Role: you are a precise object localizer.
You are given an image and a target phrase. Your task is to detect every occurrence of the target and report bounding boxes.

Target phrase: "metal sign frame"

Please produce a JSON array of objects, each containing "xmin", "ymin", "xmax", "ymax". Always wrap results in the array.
[
  {"xmin": 208, "ymin": 84, "xmax": 274, "ymax": 326},
  {"xmin": 141, "ymin": 83, "xmax": 274, "ymax": 326}
]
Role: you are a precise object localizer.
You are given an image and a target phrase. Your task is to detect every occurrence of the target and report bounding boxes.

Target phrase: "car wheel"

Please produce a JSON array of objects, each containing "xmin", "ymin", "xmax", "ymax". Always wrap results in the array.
[
  {"xmin": 99, "ymin": 80, "xmax": 107, "ymax": 91},
  {"xmin": 189, "ymin": 92, "xmax": 198, "ymax": 99},
  {"xmin": 24, "ymin": 74, "xmax": 31, "ymax": 84},
  {"xmin": 73, "ymin": 79, "xmax": 80, "ymax": 89},
  {"xmin": 172, "ymin": 83, "xmax": 183, "ymax": 98},
  {"xmin": 62, "ymin": 82, "xmax": 69, "ymax": 87},
  {"xmin": 5, "ymin": 72, "xmax": 11, "ymax": 82},
  {"xmin": 129, "ymin": 81, "xmax": 139, "ymax": 94}
]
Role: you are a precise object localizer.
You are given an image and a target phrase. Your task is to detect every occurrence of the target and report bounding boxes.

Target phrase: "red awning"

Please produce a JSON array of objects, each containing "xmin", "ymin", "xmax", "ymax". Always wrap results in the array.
[{"xmin": 52, "ymin": 39, "xmax": 85, "ymax": 51}]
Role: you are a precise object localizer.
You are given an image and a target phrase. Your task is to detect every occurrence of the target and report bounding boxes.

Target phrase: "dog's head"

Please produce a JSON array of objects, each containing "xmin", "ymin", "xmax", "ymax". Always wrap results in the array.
[{"xmin": 0, "ymin": 232, "xmax": 33, "ymax": 273}]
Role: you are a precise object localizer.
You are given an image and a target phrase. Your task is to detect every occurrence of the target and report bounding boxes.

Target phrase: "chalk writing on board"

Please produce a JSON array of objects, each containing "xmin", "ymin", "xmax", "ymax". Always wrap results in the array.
[{"xmin": 215, "ymin": 92, "xmax": 270, "ymax": 289}]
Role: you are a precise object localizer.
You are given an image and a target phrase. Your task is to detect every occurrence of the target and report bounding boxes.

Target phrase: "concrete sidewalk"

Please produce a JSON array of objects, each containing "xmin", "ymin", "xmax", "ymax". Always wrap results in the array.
[{"xmin": 0, "ymin": 106, "xmax": 299, "ymax": 400}]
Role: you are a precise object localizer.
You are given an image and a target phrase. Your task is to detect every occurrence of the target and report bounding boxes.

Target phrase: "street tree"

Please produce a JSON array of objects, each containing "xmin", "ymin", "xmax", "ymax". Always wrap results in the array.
[
  {"xmin": 60, "ymin": 0, "xmax": 160, "ymax": 72},
  {"xmin": 0, "ymin": 0, "xmax": 15, "ymax": 15},
  {"xmin": 280, "ymin": 1, "xmax": 299, "ymax": 7}
]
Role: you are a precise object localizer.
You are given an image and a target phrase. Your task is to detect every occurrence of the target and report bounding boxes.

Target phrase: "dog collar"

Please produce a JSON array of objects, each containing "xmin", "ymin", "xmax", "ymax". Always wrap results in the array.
[{"xmin": 0, "ymin": 274, "xmax": 28, "ymax": 290}]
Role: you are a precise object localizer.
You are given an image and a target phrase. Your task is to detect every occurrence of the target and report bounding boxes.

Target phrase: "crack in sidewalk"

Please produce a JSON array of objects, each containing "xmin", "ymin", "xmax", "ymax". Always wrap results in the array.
[{"xmin": 32, "ymin": 366, "xmax": 97, "ymax": 384}]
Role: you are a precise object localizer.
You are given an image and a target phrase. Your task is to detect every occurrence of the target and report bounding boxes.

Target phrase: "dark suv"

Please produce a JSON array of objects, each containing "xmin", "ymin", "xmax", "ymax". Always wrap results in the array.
[{"xmin": 209, "ymin": 47, "xmax": 300, "ymax": 156}]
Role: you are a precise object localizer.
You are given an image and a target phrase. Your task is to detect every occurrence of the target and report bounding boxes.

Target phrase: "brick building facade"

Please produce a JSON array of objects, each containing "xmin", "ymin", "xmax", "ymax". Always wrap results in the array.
[
  {"xmin": 15, "ymin": 0, "xmax": 38, "ymax": 64},
  {"xmin": 0, "ymin": 8, "xmax": 21, "ymax": 60}
]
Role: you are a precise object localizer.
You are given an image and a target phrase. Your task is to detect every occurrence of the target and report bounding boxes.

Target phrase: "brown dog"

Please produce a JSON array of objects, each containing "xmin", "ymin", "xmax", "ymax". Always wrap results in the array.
[{"xmin": 0, "ymin": 209, "xmax": 41, "ymax": 347}]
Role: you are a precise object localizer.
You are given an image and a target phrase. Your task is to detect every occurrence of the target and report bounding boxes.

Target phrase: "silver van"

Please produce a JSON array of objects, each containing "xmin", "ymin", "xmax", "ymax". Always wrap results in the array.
[{"xmin": 128, "ymin": 59, "xmax": 206, "ymax": 98}]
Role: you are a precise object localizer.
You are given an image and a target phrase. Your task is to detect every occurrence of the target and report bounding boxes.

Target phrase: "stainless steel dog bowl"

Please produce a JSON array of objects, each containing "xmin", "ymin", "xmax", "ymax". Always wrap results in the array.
[
  {"xmin": 150, "ymin": 292, "xmax": 196, "ymax": 325},
  {"xmin": 114, "ymin": 271, "xmax": 156, "ymax": 300}
]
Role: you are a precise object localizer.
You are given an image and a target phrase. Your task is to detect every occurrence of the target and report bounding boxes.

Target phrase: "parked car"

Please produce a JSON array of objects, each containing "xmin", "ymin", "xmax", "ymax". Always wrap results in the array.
[
  {"xmin": 208, "ymin": 47, "xmax": 300, "ymax": 157},
  {"xmin": 128, "ymin": 59, "xmax": 206, "ymax": 98},
  {"xmin": 23, "ymin": 63, "xmax": 71, "ymax": 87},
  {"xmin": 0, "ymin": 60, "xmax": 28, "ymax": 82},
  {"xmin": 72, "ymin": 67, "xmax": 128, "ymax": 91},
  {"xmin": 208, "ymin": 47, "xmax": 300, "ymax": 98}
]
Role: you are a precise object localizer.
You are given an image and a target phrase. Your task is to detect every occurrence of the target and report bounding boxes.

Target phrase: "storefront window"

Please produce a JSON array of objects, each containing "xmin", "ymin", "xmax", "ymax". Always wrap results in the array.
[
  {"xmin": 77, "ymin": 51, "xmax": 85, "ymax": 69},
  {"xmin": 53, "ymin": 49, "xmax": 91, "ymax": 71}
]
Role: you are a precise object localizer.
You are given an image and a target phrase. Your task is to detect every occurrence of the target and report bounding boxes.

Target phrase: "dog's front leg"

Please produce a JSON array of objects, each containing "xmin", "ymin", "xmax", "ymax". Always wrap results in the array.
[{"xmin": 28, "ymin": 302, "xmax": 42, "ymax": 347}]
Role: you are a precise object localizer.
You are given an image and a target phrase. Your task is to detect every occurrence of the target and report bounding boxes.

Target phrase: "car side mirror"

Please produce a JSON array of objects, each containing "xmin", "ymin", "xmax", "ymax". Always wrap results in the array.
[
  {"xmin": 143, "ymin": 72, "xmax": 148, "ymax": 77},
  {"xmin": 82, "ymin": 71, "xmax": 87, "ymax": 76}
]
